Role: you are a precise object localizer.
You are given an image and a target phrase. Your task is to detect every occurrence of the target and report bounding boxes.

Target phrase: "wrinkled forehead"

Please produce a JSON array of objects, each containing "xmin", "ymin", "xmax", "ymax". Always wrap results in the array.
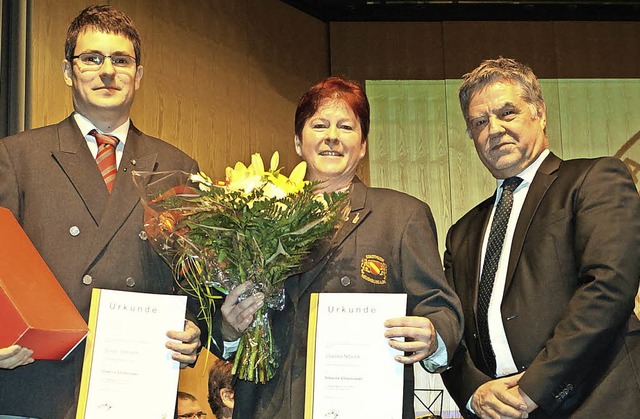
[
  {"xmin": 467, "ymin": 80, "xmax": 531, "ymax": 113},
  {"xmin": 471, "ymin": 79, "xmax": 524, "ymax": 100}
]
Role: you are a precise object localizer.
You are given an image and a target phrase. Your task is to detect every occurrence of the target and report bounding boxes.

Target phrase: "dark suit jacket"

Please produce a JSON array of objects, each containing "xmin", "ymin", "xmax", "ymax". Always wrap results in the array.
[
  {"xmin": 442, "ymin": 153, "xmax": 640, "ymax": 418},
  {"xmin": 0, "ymin": 116, "xmax": 198, "ymax": 418},
  {"xmin": 214, "ymin": 178, "xmax": 463, "ymax": 419}
]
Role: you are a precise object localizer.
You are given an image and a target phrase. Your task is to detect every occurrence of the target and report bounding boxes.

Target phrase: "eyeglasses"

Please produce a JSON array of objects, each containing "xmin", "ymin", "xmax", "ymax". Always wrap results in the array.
[
  {"xmin": 71, "ymin": 52, "xmax": 136, "ymax": 68},
  {"xmin": 177, "ymin": 413, "xmax": 207, "ymax": 419}
]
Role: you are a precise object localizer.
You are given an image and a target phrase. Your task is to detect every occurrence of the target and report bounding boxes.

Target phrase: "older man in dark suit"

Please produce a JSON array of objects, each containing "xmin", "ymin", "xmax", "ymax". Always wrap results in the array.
[
  {"xmin": 0, "ymin": 6, "xmax": 200, "ymax": 418},
  {"xmin": 442, "ymin": 57, "xmax": 640, "ymax": 418}
]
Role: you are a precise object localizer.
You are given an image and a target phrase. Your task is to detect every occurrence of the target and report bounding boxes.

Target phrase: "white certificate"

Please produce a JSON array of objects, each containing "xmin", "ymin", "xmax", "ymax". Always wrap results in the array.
[
  {"xmin": 76, "ymin": 289, "xmax": 187, "ymax": 419},
  {"xmin": 305, "ymin": 293, "xmax": 407, "ymax": 419}
]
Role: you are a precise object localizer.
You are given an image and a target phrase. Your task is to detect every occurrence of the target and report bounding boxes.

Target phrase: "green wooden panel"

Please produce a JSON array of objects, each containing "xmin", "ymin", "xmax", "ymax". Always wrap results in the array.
[
  {"xmin": 444, "ymin": 79, "xmax": 495, "ymax": 224},
  {"xmin": 367, "ymin": 81, "xmax": 452, "ymax": 253},
  {"xmin": 367, "ymin": 78, "xmax": 640, "ymax": 256},
  {"xmin": 539, "ymin": 79, "xmax": 563, "ymax": 157},
  {"xmin": 556, "ymin": 79, "xmax": 640, "ymax": 159}
]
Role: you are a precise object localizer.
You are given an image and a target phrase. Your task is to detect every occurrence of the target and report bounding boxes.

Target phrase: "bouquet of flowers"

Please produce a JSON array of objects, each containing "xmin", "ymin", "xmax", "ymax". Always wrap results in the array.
[{"xmin": 133, "ymin": 152, "xmax": 347, "ymax": 383}]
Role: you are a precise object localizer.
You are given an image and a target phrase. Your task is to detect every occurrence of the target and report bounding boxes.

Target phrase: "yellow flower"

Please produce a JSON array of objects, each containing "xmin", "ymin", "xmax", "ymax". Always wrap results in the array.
[
  {"xmin": 250, "ymin": 153, "xmax": 265, "ymax": 175},
  {"xmin": 313, "ymin": 193, "xmax": 328, "ymax": 208},
  {"xmin": 263, "ymin": 182, "xmax": 287, "ymax": 200},
  {"xmin": 265, "ymin": 160, "xmax": 308, "ymax": 196},
  {"xmin": 226, "ymin": 158, "xmax": 265, "ymax": 195},
  {"xmin": 189, "ymin": 172, "xmax": 213, "ymax": 192},
  {"xmin": 269, "ymin": 151, "xmax": 280, "ymax": 172},
  {"xmin": 289, "ymin": 161, "xmax": 306, "ymax": 186}
]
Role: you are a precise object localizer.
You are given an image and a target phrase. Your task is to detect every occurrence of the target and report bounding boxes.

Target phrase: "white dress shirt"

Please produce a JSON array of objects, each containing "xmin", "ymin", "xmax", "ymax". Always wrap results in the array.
[
  {"xmin": 73, "ymin": 112, "xmax": 129, "ymax": 169},
  {"xmin": 467, "ymin": 149, "xmax": 550, "ymax": 414},
  {"xmin": 481, "ymin": 149, "xmax": 550, "ymax": 377}
]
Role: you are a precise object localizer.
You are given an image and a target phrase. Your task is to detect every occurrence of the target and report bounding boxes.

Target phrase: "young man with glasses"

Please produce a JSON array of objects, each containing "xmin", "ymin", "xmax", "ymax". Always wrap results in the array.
[
  {"xmin": 176, "ymin": 391, "xmax": 208, "ymax": 419},
  {"xmin": 0, "ymin": 5, "xmax": 201, "ymax": 418}
]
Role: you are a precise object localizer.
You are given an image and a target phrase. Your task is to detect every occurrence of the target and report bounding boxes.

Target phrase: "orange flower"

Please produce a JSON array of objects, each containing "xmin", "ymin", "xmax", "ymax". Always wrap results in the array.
[{"xmin": 158, "ymin": 211, "xmax": 176, "ymax": 232}]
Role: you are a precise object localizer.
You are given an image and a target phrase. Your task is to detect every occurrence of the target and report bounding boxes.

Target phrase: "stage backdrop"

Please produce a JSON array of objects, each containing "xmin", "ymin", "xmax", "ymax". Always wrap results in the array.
[{"xmin": 23, "ymin": 2, "xmax": 640, "ymax": 417}]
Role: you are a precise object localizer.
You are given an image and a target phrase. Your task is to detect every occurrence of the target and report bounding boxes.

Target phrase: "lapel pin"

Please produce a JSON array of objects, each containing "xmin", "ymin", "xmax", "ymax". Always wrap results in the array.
[{"xmin": 352, "ymin": 213, "xmax": 360, "ymax": 224}]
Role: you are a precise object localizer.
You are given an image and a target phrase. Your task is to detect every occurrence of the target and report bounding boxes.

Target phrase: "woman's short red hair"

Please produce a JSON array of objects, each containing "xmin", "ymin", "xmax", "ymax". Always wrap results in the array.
[{"xmin": 294, "ymin": 76, "xmax": 370, "ymax": 142}]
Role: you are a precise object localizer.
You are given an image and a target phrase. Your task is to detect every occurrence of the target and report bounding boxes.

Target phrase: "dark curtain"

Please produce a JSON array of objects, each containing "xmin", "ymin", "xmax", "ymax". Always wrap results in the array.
[{"xmin": 1, "ymin": 0, "xmax": 29, "ymax": 138}]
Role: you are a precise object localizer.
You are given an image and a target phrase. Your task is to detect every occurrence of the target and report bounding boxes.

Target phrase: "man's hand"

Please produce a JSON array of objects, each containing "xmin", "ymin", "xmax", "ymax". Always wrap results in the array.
[
  {"xmin": 384, "ymin": 316, "xmax": 437, "ymax": 364},
  {"xmin": 471, "ymin": 373, "xmax": 529, "ymax": 419},
  {"xmin": 511, "ymin": 385, "xmax": 538, "ymax": 414},
  {"xmin": 166, "ymin": 320, "xmax": 201, "ymax": 368},
  {"xmin": 220, "ymin": 281, "xmax": 264, "ymax": 342},
  {"xmin": 634, "ymin": 286, "xmax": 640, "ymax": 321},
  {"xmin": 0, "ymin": 345, "xmax": 34, "ymax": 369}
]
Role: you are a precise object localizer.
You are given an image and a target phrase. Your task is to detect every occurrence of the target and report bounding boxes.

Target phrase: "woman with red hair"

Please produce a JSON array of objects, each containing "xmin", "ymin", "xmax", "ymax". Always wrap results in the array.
[{"xmin": 214, "ymin": 76, "xmax": 463, "ymax": 419}]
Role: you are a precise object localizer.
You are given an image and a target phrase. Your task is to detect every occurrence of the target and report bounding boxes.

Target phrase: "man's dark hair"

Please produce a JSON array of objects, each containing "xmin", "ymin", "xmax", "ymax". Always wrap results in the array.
[
  {"xmin": 175, "ymin": 391, "xmax": 198, "ymax": 419},
  {"xmin": 65, "ymin": 4, "xmax": 142, "ymax": 64},
  {"xmin": 207, "ymin": 360, "xmax": 233, "ymax": 418}
]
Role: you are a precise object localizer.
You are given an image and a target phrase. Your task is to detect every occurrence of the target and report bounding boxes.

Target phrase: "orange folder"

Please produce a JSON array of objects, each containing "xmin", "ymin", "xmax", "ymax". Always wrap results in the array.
[{"xmin": 0, "ymin": 207, "xmax": 88, "ymax": 360}]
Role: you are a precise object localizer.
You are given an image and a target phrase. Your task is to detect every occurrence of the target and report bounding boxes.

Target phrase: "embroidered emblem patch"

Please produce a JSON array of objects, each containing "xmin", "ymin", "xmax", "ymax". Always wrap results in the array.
[{"xmin": 360, "ymin": 254, "xmax": 387, "ymax": 285}]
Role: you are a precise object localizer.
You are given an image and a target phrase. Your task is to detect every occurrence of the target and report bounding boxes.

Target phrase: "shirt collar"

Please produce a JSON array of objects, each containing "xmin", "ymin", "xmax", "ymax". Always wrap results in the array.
[
  {"xmin": 496, "ymin": 148, "xmax": 550, "ymax": 190},
  {"xmin": 73, "ymin": 112, "xmax": 130, "ymax": 144}
]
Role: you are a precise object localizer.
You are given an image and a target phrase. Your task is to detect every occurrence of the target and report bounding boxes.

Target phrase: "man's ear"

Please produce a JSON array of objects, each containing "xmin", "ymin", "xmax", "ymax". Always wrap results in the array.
[
  {"xmin": 294, "ymin": 135, "xmax": 302, "ymax": 157},
  {"xmin": 537, "ymin": 102, "xmax": 547, "ymax": 130},
  {"xmin": 220, "ymin": 388, "xmax": 234, "ymax": 409},
  {"xmin": 134, "ymin": 65, "xmax": 144, "ymax": 90},
  {"xmin": 62, "ymin": 60, "xmax": 73, "ymax": 87}
]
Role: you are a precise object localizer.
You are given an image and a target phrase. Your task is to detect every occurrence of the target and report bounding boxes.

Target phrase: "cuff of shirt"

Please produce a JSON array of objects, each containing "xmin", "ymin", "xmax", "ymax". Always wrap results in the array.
[
  {"xmin": 222, "ymin": 339, "xmax": 240, "ymax": 359},
  {"xmin": 420, "ymin": 331, "xmax": 448, "ymax": 372},
  {"xmin": 466, "ymin": 396, "xmax": 476, "ymax": 415}
]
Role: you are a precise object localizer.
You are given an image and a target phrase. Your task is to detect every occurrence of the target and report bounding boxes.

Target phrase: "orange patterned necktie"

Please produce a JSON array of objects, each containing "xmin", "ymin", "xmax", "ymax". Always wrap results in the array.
[{"xmin": 90, "ymin": 129, "xmax": 119, "ymax": 193}]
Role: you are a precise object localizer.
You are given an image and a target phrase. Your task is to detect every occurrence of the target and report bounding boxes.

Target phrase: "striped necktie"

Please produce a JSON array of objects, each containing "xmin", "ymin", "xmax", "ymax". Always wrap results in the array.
[{"xmin": 91, "ymin": 129, "xmax": 119, "ymax": 193}]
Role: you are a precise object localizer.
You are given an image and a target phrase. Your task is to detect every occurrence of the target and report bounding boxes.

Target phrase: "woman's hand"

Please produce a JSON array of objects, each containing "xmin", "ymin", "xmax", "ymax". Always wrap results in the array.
[
  {"xmin": 384, "ymin": 316, "xmax": 437, "ymax": 364},
  {"xmin": 220, "ymin": 281, "xmax": 264, "ymax": 342}
]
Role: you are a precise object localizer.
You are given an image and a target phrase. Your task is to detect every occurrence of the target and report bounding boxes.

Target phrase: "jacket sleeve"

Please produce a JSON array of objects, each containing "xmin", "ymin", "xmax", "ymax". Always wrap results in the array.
[
  {"xmin": 518, "ymin": 157, "xmax": 640, "ymax": 414},
  {"xmin": 0, "ymin": 139, "xmax": 21, "ymax": 220},
  {"xmin": 441, "ymin": 228, "xmax": 492, "ymax": 414},
  {"xmin": 401, "ymin": 200, "xmax": 464, "ymax": 370}
]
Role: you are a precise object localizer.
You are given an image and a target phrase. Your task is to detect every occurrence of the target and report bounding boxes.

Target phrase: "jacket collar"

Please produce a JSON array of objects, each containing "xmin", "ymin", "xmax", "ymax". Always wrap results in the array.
[
  {"xmin": 504, "ymin": 152, "xmax": 560, "ymax": 291},
  {"xmin": 51, "ymin": 115, "xmax": 160, "ymax": 273},
  {"xmin": 464, "ymin": 152, "xmax": 561, "ymax": 303},
  {"xmin": 288, "ymin": 177, "xmax": 371, "ymax": 302}
]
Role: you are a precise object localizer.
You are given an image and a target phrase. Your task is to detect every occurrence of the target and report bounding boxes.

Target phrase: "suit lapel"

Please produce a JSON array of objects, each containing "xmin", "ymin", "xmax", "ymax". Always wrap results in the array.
[
  {"xmin": 51, "ymin": 116, "xmax": 110, "ymax": 224},
  {"xmin": 329, "ymin": 178, "xmax": 368, "ymax": 251},
  {"xmin": 82, "ymin": 125, "xmax": 159, "ymax": 272},
  {"xmin": 504, "ymin": 153, "xmax": 561, "ymax": 292},
  {"xmin": 289, "ymin": 178, "xmax": 370, "ymax": 303},
  {"xmin": 466, "ymin": 198, "xmax": 494, "ymax": 314}
]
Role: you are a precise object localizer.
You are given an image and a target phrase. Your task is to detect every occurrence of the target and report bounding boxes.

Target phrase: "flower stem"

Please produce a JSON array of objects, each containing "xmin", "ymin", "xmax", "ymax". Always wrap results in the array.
[{"xmin": 232, "ymin": 307, "xmax": 276, "ymax": 384}]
